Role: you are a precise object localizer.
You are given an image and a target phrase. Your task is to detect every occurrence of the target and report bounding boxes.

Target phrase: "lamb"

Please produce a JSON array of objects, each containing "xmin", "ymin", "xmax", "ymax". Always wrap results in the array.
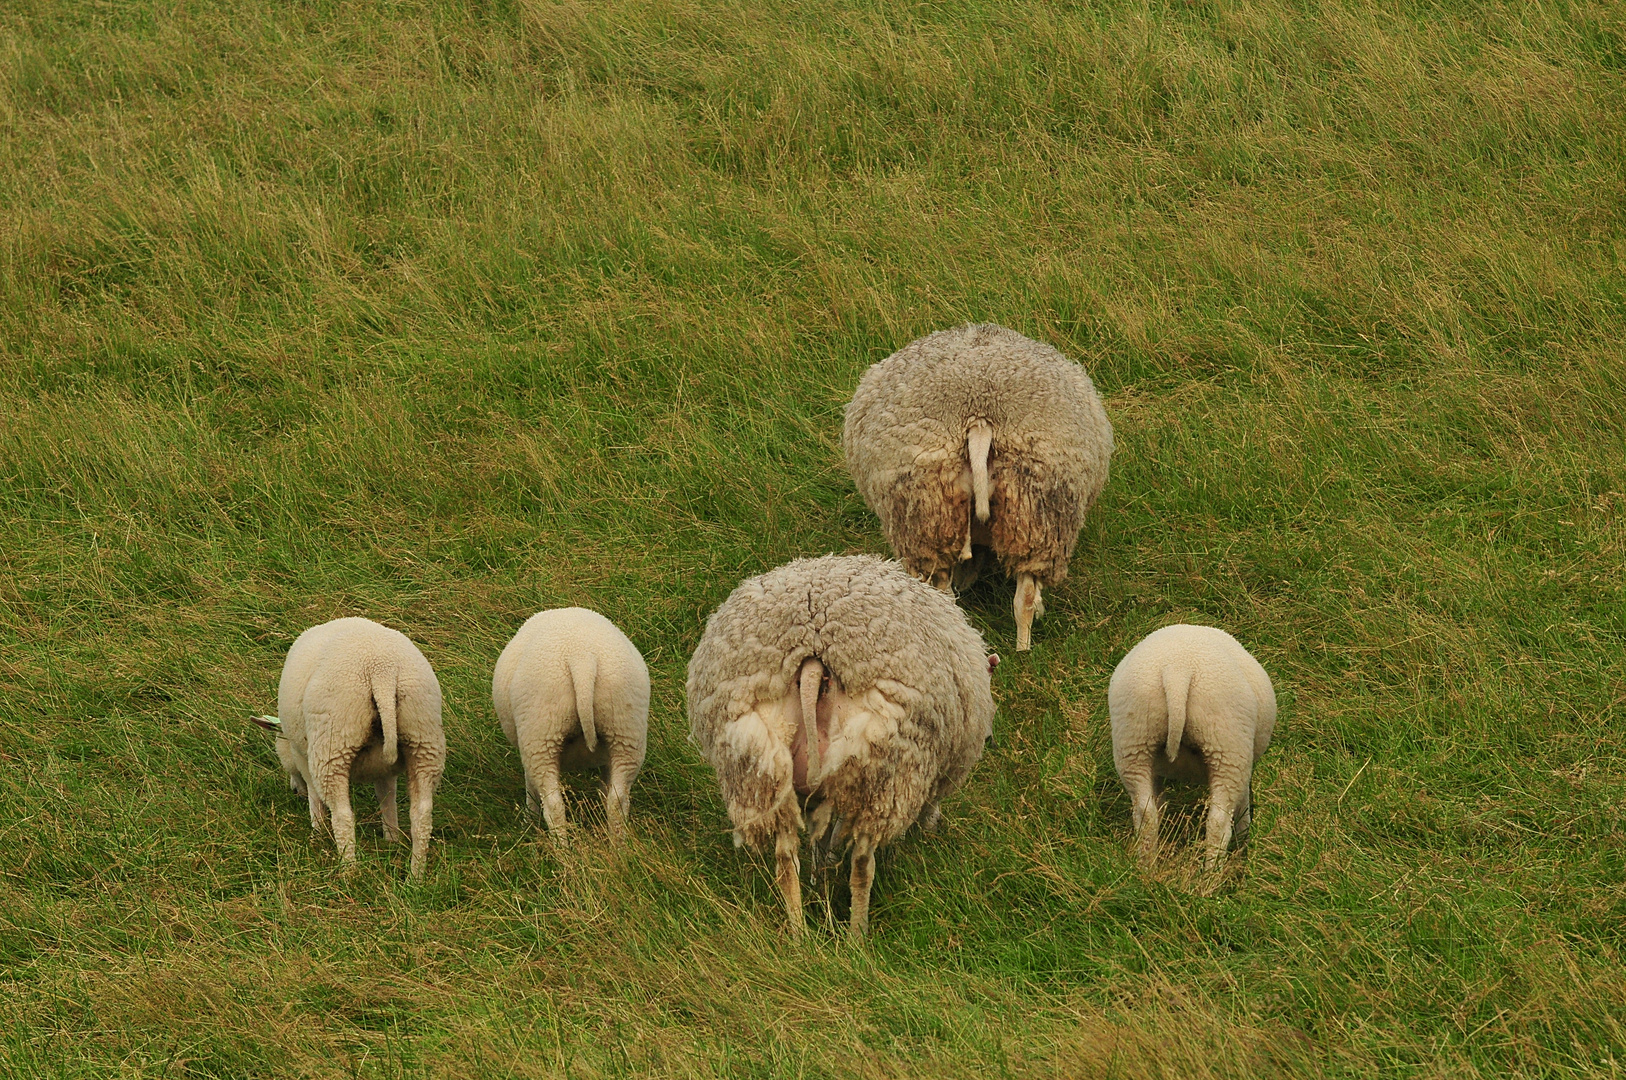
[
  {"xmin": 491, "ymin": 607, "xmax": 650, "ymax": 837},
  {"xmin": 259, "ymin": 617, "xmax": 447, "ymax": 877},
  {"xmin": 842, "ymin": 323, "xmax": 1114, "ymax": 651},
  {"xmin": 1108, "ymin": 624, "xmax": 1277, "ymax": 872},
  {"xmin": 687, "ymin": 554, "xmax": 996, "ymax": 938}
]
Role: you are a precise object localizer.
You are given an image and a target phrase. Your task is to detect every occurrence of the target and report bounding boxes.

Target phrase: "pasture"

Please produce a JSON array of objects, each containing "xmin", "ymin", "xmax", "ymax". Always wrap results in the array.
[{"xmin": 2, "ymin": 0, "xmax": 1624, "ymax": 1075}]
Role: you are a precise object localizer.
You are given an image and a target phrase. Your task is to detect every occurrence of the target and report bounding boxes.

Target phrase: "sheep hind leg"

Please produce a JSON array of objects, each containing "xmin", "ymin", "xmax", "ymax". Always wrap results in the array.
[
  {"xmin": 376, "ymin": 775, "xmax": 402, "ymax": 843},
  {"xmin": 807, "ymin": 803, "xmax": 838, "ymax": 932},
  {"xmin": 306, "ymin": 779, "xmax": 328, "ymax": 833},
  {"xmin": 603, "ymin": 751, "xmax": 640, "ymax": 842},
  {"xmin": 536, "ymin": 754, "xmax": 569, "ymax": 836},
  {"xmin": 848, "ymin": 834, "xmax": 879, "ymax": 939},
  {"xmin": 1122, "ymin": 757, "xmax": 1161, "ymax": 868},
  {"xmin": 775, "ymin": 827, "xmax": 805, "ymax": 939},
  {"xmin": 320, "ymin": 773, "xmax": 358, "ymax": 866},
  {"xmin": 405, "ymin": 751, "xmax": 438, "ymax": 880},
  {"xmin": 1014, "ymin": 574, "xmax": 1041, "ymax": 651},
  {"xmin": 1202, "ymin": 765, "xmax": 1248, "ymax": 877}
]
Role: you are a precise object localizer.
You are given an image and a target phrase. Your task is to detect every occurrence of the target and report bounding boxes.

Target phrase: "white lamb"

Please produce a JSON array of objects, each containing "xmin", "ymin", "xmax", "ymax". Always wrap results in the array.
[
  {"xmin": 492, "ymin": 607, "xmax": 650, "ymax": 837},
  {"xmin": 1108, "ymin": 624, "xmax": 1276, "ymax": 871},
  {"xmin": 264, "ymin": 617, "xmax": 447, "ymax": 878}
]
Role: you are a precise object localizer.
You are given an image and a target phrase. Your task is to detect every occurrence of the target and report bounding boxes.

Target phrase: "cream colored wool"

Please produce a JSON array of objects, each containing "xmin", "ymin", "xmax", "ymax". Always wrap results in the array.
[
  {"xmin": 1108, "ymin": 624, "xmax": 1276, "ymax": 871},
  {"xmin": 687, "ymin": 554, "xmax": 996, "ymax": 937},
  {"xmin": 843, "ymin": 323, "xmax": 1114, "ymax": 650},
  {"xmin": 492, "ymin": 607, "xmax": 650, "ymax": 838},
  {"xmin": 276, "ymin": 617, "xmax": 446, "ymax": 878}
]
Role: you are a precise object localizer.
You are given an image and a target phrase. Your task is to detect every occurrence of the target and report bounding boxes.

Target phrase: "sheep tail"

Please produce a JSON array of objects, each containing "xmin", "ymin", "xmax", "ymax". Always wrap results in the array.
[
  {"xmin": 799, "ymin": 656, "xmax": 824, "ymax": 786},
  {"xmin": 371, "ymin": 666, "xmax": 400, "ymax": 769},
  {"xmin": 569, "ymin": 653, "xmax": 599, "ymax": 752},
  {"xmin": 1164, "ymin": 666, "xmax": 1193, "ymax": 764},
  {"xmin": 967, "ymin": 419, "xmax": 993, "ymax": 523}
]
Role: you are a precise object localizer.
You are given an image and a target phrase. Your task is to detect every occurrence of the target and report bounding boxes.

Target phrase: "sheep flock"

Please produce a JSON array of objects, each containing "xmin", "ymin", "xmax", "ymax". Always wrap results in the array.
[{"xmin": 248, "ymin": 323, "xmax": 1282, "ymax": 933}]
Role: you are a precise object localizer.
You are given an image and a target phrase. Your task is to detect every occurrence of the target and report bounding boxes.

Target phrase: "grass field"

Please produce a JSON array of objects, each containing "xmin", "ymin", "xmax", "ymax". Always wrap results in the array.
[{"xmin": 3, "ymin": 0, "xmax": 1625, "ymax": 1075}]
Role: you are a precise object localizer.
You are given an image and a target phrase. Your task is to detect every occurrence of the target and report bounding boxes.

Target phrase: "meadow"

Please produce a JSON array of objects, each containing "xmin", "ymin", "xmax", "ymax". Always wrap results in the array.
[{"xmin": 2, "ymin": 0, "xmax": 1624, "ymax": 1075}]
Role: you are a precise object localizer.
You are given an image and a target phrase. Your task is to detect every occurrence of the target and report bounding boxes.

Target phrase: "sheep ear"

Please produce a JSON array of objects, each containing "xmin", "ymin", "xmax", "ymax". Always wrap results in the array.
[
  {"xmin": 248, "ymin": 714, "xmax": 282, "ymax": 732},
  {"xmin": 987, "ymin": 654, "xmax": 1000, "ymax": 673}
]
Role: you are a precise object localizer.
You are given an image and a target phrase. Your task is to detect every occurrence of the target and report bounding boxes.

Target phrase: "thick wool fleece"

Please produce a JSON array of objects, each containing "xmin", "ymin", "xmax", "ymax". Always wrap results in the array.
[
  {"xmin": 492, "ymin": 607, "xmax": 650, "ymax": 837},
  {"xmin": 1108, "ymin": 624, "xmax": 1276, "ymax": 871},
  {"xmin": 277, "ymin": 617, "xmax": 447, "ymax": 877},
  {"xmin": 687, "ymin": 554, "xmax": 994, "ymax": 935},
  {"xmin": 842, "ymin": 323, "xmax": 1113, "ymax": 591}
]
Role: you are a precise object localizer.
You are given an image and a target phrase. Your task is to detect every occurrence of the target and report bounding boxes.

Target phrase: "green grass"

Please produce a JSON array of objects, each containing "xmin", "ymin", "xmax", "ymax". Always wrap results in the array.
[{"xmin": 3, "ymin": 0, "xmax": 1625, "ymax": 1075}]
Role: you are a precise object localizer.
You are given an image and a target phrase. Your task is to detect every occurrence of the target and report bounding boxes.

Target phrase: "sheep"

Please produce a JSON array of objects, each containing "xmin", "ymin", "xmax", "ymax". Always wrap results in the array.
[
  {"xmin": 843, "ymin": 323, "xmax": 1114, "ymax": 651},
  {"xmin": 1108, "ymin": 624, "xmax": 1276, "ymax": 872},
  {"xmin": 262, "ymin": 617, "xmax": 447, "ymax": 877},
  {"xmin": 491, "ymin": 607, "xmax": 650, "ymax": 838},
  {"xmin": 687, "ymin": 554, "xmax": 996, "ymax": 938}
]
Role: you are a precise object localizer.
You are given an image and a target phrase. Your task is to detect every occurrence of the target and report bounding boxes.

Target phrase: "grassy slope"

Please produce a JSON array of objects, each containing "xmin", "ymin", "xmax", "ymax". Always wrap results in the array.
[{"xmin": 2, "ymin": 0, "xmax": 1624, "ymax": 1075}]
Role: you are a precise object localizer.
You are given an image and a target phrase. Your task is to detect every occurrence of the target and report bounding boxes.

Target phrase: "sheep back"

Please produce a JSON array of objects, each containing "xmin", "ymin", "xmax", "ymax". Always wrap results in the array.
[
  {"xmin": 1108, "ymin": 624, "xmax": 1277, "ymax": 770},
  {"xmin": 277, "ymin": 616, "xmax": 444, "ymax": 786},
  {"xmin": 492, "ymin": 606, "xmax": 650, "ymax": 761},
  {"xmin": 843, "ymin": 323, "xmax": 1113, "ymax": 586},
  {"xmin": 687, "ymin": 554, "xmax": 995, "ymax": 850}
]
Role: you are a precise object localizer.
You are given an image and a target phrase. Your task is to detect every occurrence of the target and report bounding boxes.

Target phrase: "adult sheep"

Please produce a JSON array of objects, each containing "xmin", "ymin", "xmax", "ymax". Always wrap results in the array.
[
  {"xmin": 257, "ymin": 617, "xmax": 447, "ymax": 878},
  {"xmin": 843, "ymin": 323, "xmax": 1114, "ymax": 650},
  {"xmin": 687, "ymin": 554, "xmax": 997, "ymax": 938}
]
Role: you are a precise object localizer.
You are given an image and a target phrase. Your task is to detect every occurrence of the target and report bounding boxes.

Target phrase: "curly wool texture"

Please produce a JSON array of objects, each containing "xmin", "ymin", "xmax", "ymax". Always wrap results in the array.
[
  {"xmin": 843, "ymin": 323, "xmax": 1113, "ymax": 586},
  {"xmin": 687, "ymin": 554, "xmax": 995, "ymax": 852}
]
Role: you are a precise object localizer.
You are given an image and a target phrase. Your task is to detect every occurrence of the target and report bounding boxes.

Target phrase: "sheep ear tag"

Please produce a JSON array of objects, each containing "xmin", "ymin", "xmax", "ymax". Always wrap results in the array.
[{"xmin": 248, "ymin": 714, "xmax": 282, "ymax": 732}]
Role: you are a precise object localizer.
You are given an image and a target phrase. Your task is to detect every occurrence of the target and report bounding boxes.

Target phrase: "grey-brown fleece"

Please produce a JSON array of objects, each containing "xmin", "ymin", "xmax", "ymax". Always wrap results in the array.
[
  {"xmin": 686, "ymin": 554, "xmax": 995, "ymax": 853},
  {"xmin": 843, "ymin": 323, "xmax": 1113, "ymax": 589}
]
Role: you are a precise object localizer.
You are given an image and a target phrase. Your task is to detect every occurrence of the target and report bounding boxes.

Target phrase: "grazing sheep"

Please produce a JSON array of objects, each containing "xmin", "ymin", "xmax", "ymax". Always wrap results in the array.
[
  {"xmin": 843, "ymin": 323, "xmax": 1114, "ymax": 651},
  {"xmin": 687, "ymin": 554, "xmax": 996, "ymax": 937},
  {"xmin": 268, "ymin": 617, "xmax": 447, "ymax": 877},
  {"xmin": 492, "ymin": 607, "xmax": 650, "ymax": 838},
  {"xmin": 1108, "ymin": 624, "xmax": 1276, "ymax": 871}
]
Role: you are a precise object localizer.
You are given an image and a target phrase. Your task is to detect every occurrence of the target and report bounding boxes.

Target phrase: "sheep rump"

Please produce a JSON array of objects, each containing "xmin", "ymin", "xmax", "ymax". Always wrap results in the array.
[
  {"xmin": 687, "ymin": 554, "xmax": 995, "ymax": 936},
  {"xmin": 1108, "ymin": 624, "xmax": 1276, "ymax": 872},
  {"xmin": 492, "ymin": 607, "xmax": 650, "ymax": 838},
  {"xmin": 275, "ymin": 617, "xmax": 446, "ymax": 877},
  {"xmin": 843, "ymin": 323, "xmax": 1113, "ymax": 650}
]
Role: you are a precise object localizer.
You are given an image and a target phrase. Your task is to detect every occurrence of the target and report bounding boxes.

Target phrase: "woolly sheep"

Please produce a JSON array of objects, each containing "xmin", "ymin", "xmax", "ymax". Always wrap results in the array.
[
  {"xmin": 492, "ymin": 607, "xmax": 650, "ymax": 837},
  {"xmin": 687, "ymin": 554, "xmax": 997, "ymax": 938},
  {"xmin": 1108, "ymin": 624, "xmax": 1276, "ymax": 871},
  {"xmin": 263, "ymin": 617, "xmax": 447, "ymax": 877},
  {"xmin": 843, "ymin": 323, "xmax": 1114, "ymax": 651}
]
